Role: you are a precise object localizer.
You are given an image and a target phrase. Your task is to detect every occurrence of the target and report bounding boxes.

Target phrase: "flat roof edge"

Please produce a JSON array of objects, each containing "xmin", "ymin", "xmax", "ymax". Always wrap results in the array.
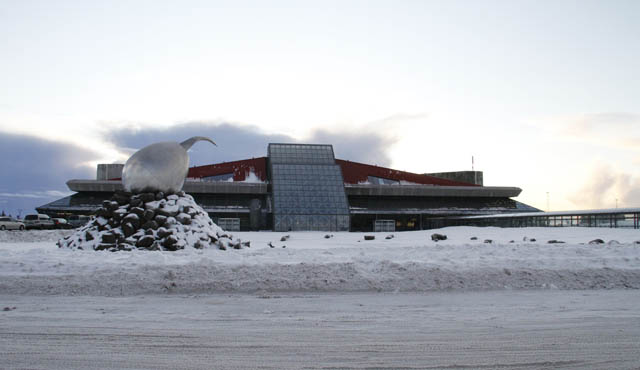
[
  {"xmin": 67, "ymin": 180, "xmax": 268, "ymax": 194},
  {"xmin": 344, "ymin": 185, "xmax": 522, "ymax": 198}
]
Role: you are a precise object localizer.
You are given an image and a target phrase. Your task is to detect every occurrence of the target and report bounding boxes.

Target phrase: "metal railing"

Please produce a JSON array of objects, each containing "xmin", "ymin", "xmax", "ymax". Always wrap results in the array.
[{"xmin": 444, "ymin": 208, "xmax": 640, "ymax": 229}]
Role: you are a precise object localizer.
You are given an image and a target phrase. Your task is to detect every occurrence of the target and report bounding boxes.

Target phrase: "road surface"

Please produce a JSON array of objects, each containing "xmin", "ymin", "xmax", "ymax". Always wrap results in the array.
[{"xmin": 1, "ymin": 290, "xmax": 639, "ymax": 369}]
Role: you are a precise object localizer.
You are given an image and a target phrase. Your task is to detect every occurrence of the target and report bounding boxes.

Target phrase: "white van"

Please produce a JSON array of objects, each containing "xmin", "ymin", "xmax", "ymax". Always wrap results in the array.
[{"xmin": 23, "ymin": 214, "xmax": 55, "ymax": 230}]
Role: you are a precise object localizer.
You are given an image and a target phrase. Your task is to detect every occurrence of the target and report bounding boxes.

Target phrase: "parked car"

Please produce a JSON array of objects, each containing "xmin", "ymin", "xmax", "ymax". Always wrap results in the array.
[
  {"xmin": 0, "ymin": 216, "xmax": 25, "ymax": 231},
  {"xmin": 23, "ymin": 214, "xmax": 55, "ymax": 230},
  {"xmin": 68, "ymin": 215, "xmax": 91, "ymax": 228},
  {"xmin": 52, "ymin": 218, "xmax": 73, "ymax": 229}
]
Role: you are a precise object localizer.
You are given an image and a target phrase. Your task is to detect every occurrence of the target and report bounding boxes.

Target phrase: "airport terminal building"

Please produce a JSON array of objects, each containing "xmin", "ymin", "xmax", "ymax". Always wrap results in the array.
[{"xmin": 38, "ymin": 143, "xmax": 537, "ymax": 231}]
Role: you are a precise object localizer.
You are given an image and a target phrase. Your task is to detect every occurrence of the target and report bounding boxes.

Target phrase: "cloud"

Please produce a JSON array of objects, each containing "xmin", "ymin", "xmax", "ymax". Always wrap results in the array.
[
  {"xmin": 105, "ymin": 120, "xmax": 397, "ymax": 167},
  {"xmin": 0, "ymin": 190, "xmax": 71, "ymax": 199},
  {"xmin": 0, "ymin": 120, "xmax": 397, "ymax": 216},
  {"xmin": 0, "ymin": 132, "xmax": 100, "ymax": 216},
  {"xmin": 569, "ymin": 164, "xmax": 640, "ymax": 209},
  {"xmin": 307, "ymin": 129, "xmax": 397, "ymax": 167},
  {"xmin": 105, "ymin": 121, "xmax": 293, "ymax": 166},
  {"xmin": 555, "ymin": 112, "xmax": 640, "ymax": 150}
]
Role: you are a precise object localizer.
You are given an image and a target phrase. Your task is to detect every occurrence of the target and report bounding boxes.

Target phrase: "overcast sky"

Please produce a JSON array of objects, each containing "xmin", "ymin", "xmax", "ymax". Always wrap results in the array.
[{"xmin": 1, "ymin": 0, "xmax": 639, "ymax": 216}]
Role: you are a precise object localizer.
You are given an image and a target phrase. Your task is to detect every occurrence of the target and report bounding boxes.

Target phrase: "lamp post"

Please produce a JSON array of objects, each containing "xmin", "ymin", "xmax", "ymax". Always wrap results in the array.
[{"xmin": 546, "ymin": 192, "xmax": 550, "ymax": 212}]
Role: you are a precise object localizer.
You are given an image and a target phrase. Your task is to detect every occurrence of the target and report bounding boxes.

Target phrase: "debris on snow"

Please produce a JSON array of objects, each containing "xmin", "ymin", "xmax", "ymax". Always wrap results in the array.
[{"xmin": 431, "ymin": 233, "xmax": 447, "ymax": 241}]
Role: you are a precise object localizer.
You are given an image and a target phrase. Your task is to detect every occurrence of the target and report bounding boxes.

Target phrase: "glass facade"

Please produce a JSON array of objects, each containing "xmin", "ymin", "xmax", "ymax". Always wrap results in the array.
[
  {"xmin": 269, "ymin": 144, "xmax": 350, "ymax": 231},
  {"xmin": 203, "ymin": 173, "xmax": 233, "ymax": 182},
  {"xmin": 367, "ymin": 176, "xmax": 400, "ymax": 185},
  {"xmin": 268, "ymin": 143, "xmax": 335, "ymax": 165}
]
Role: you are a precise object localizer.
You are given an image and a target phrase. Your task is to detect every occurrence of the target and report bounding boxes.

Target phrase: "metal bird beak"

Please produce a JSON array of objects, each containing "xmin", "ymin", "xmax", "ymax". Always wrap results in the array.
[{"xmin": 180, "ymin": 136, "xmax": 217, "ymax": 150}]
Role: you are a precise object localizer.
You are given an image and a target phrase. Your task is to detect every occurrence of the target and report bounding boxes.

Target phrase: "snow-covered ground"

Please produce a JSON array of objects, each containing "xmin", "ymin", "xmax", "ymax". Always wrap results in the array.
[
  {"xmin": 2, "ymin": 227, "xmax": 640, "ymax": 369},
  {"xmin": 1, "ymin": 227, "xmax": 639, "ymax": 295}
]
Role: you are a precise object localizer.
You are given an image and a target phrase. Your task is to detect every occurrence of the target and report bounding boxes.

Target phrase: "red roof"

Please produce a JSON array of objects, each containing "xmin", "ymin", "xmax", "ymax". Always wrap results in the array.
[
  {"xmin": 336, "ymin": 159, "xmax": 477, "ymax": 186},
  {"xmin": 187, "ymin": 157, "xmax": 268, "ymax": 182},
  {"xmin": 187, "ymin": 157, "xmax": 476, "ymax": 187}
]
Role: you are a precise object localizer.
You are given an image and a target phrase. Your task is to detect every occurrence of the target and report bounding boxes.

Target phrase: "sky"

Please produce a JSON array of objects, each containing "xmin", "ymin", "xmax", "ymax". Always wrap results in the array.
[{"xmin": 1, "ymin": 0, "xmax": 639, "ymax": 217}]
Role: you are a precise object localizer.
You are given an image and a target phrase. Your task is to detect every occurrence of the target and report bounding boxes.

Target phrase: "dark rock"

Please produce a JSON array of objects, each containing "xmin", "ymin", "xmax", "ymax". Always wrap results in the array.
[
  {"xmin": 155, "ymin": 191, "xmax": 165, "ymax": 200},
  {"xmin": 107, "ymin": 218, "xmax": 120, "ymax": 228},
  {"xmin": 112, "ymin": 210, "xmax": 125, "ymax": 221},
  {"xmin": 95, "ymin": 243, "xmax": 116, "ymax": 251},
  {"xmin": 117, "ymin": 243, "xmax": 133, "ymax": 251},
  {"xmin": 96, "ymin": 208, "xmax": 111, "ymax": 218},
  {"xmin": 163, "ymin": 235, "xmax": 178, "ymax": 248},
  {"xmin": 364, "ymin": 235, "xmax": 375, "ymax": 241},
  {"xmin": 431, "ymin": 233, "xmax": 447, "ymax": 241},
  {"xmin": 141, "ymin": 220, "xmax": 159, "ymax": 230},
  {"xmin": 130, "ymin": 198, "xmax": 143, "ymax": 208},
  {"xmin": 101, "ymin": 232, "xmax": 117, "ymax": 244},
  {"xmin": 157, "ymin": 227, "xmax": 172, "ymax": 238},
  {"xmin": 547, "ymin": 240, "xmax": 565, "ymax": 244},
  {"xmin": 589, "ymin": 239, "xmax": 604, "ymax": 244},
  {"xmin": 113, "ymin": 192, "xmax": 131, "ymax": 205},
  {"xmin": 282, "ymin": 245, "xmax": 286, "ymax": 248},
  {"xmin": 145, "ymin": 229, "xmax": 154, "ymax": 236},
  {"xmin": 280, "ymin": 235, "xmax": 290, "ymax": 242},
  {"xmin": 509, "ymin": 240, "xmax": 515, "ymax": 243},
  {"xmin": 242, "ymin": 241, "xmax": 251, "ymax": 248},
  {"xmin": 484, "ymin": 239, "xmax": 492, "ymax": 244},
  {"xmin": 208, "ymin": 233, "xmax": 218, "ymax": 243},
  {"xmin": 130, "ymin": 207, "xmax": 145, "ymax": 218},
  {"xmin": 530, "ymin": 238, "xmax": 536, "ymax": 242},
  {"xmin": 122, "ymin": 222, "xmax": 136, "ymax": 237},
  {"xmin": 143, "ymin": 209, "xmax": 155, "ymax": 221},
  {"xmin": 136, "ymin": 235, "xmax": 155, "ymax": 249},
  {"xmin": 324, "ymin": 234, "xmax": 333, "ymax": 239},
  {"xmin": 85, "ymin": 231, "xmax": 94, "ymax": 241},
  {"xmin": 154, "ymin": 215, "xmax": 167, "ymax": 225},
  {"xmin": 140, "ymin": 192, "xmax": 155, "ymax": 203},
  {"xmin": 385, "ymin": 234, "xmax": 394, "ymax": 240},
  {"xmin": 177, "ymin": 191, "xmax": 186, "ymax": 197},
  {"xmin": 193, "ymin": 240, "xmax": 207, "ymax": 249},
  {"xmin": 470, "ymin": 236, "xmax": 478, "ymax": 240},
  {"xmin": 102, "ymin": 200, "xmax": 111, "ymax": 209},
  {"xmin": 156, "ymin": 208, "xmax": 179, "ymax": 217},
  {"xmin": 268, "ymin": 242, "xmax": 275, "ymax": 248},
  {"xmin": 176, "ymin": 213, "xmax": 192, "ymax": 225},
  {"xmin": 122, "ymin": 214, "xmax": 140, "ymax": 229}
]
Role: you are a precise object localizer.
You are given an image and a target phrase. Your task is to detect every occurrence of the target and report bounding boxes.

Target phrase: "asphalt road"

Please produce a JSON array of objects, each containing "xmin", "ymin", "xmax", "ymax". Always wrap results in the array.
[{"xmin": 1, "ymin": 290, "xmax": 639, "ymax": 369}]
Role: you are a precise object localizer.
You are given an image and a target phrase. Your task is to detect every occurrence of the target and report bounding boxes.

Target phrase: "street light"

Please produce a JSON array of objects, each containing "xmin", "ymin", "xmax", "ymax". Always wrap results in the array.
[{"xmin": 546, "ymin": 192, "xmax": 550, "ymax": 212}]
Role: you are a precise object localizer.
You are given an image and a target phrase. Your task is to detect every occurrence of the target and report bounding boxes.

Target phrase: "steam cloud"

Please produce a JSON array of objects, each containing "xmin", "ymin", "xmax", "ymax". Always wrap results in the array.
[{"xmin": 570, "ymin": 165, "xmax": 640, "ymax": 209}]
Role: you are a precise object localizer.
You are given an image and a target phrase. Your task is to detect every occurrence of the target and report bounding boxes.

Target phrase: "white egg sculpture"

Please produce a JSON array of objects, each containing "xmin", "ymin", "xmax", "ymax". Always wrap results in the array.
[{"xmin": 122, "ymin": 136, "xmax": 216, "ymax": 194}]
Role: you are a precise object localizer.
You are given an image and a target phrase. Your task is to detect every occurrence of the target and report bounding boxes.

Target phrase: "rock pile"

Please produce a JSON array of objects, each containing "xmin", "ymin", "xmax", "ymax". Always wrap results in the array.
[{"xmin": 57, "ymin": 191, "xmax": 248, "ymax": 251}]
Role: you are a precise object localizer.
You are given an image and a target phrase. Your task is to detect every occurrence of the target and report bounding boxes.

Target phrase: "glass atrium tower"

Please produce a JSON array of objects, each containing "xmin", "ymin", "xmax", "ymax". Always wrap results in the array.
[{"xmin": 268, "ymin": 143, "xmax": 350, "ymax": 231}]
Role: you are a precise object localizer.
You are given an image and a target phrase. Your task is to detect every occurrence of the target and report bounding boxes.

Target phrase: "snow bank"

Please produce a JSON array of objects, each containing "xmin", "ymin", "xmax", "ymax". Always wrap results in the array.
[{"xmin": 1, "ymin": 227, "xmax": 639, "ymax": 295}]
